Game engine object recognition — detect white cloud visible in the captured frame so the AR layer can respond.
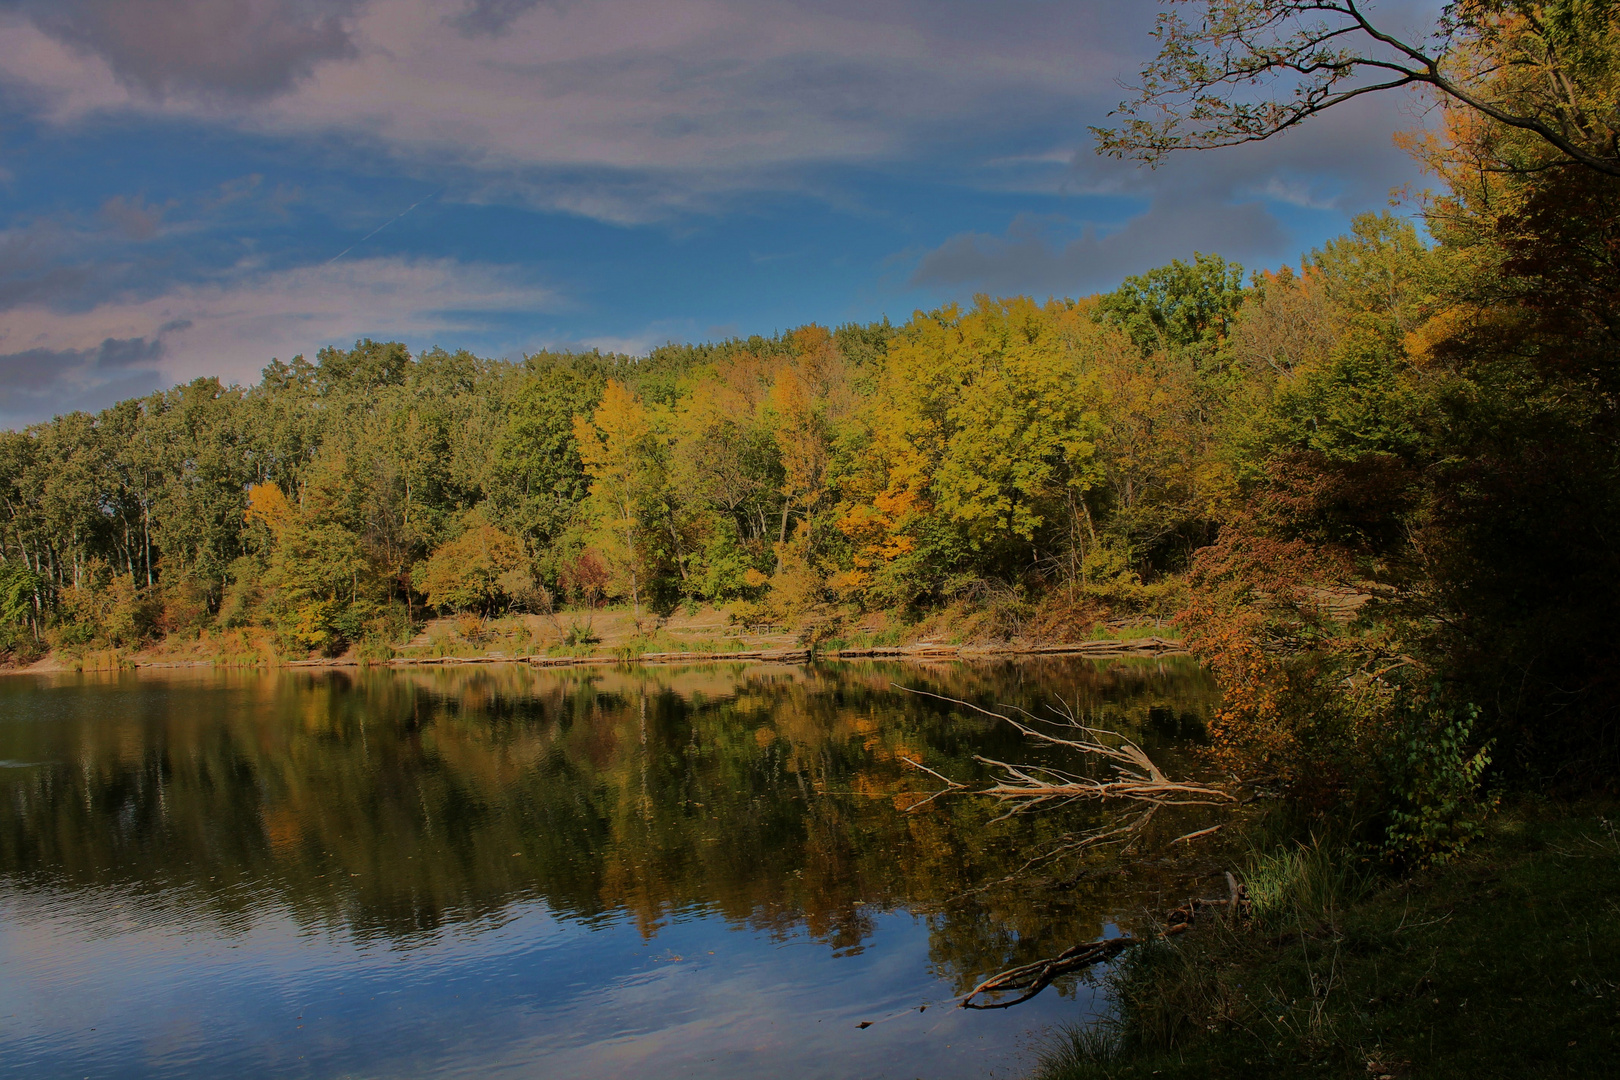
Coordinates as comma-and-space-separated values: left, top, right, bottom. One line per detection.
0, 1, 1146, 220
0, 255, 559, 424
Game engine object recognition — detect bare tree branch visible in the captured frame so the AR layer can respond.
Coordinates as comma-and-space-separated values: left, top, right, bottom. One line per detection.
895, 685, 1237, 815
1094, 1, 1620, 179
955, 874, 1253, 1009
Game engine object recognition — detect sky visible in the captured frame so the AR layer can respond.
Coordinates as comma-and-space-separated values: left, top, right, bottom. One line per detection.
0, 0, 1439, 427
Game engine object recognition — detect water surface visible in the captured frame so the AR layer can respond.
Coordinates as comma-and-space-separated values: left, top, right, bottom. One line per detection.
0, 658, 1215, 1079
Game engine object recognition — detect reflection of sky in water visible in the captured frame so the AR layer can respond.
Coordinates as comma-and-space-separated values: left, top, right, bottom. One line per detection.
0, 888, 1096, 1078
0, 661, 1213, 1078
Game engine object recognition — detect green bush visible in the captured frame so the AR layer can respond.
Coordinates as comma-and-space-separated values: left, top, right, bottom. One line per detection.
1376, 703, 1495, 867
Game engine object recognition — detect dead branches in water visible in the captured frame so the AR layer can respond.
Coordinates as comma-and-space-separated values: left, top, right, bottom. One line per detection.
896, 686, 1235, 821
958, 873, 1252, 1009
960, 937, 1134, 1009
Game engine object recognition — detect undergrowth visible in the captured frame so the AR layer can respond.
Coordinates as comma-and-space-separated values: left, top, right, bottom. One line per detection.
1032, 800, 1620, 1079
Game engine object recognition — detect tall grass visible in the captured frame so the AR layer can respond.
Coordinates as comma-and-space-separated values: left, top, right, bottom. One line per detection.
1243, 834, 1374, 929
1033, 834, 1375, 1080
1034, 1022, 1123, 1077
817, 628, 904, 652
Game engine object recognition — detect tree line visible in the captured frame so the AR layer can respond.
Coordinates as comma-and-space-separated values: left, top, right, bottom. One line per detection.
0, 246, 1280, 655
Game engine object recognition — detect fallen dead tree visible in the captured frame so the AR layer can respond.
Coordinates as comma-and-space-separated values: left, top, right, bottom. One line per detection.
895, 686, 1235, 826
885, 687, 1242, 1011
895, 686, 1237, 886
853, 874, 1251, 1025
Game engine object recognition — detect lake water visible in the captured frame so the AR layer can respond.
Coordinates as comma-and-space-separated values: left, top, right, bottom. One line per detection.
0, 658, 1216, 1080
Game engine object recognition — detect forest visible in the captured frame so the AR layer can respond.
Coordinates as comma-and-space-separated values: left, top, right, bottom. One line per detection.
0, 228, 1397, 656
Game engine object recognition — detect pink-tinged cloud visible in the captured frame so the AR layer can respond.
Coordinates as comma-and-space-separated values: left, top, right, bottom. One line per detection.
21, 0, 364, 100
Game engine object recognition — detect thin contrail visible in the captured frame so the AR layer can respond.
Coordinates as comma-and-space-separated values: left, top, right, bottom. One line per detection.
325, 187, 445, 265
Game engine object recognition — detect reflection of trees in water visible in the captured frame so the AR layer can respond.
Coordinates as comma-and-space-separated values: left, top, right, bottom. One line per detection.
0, 659, 1215, 991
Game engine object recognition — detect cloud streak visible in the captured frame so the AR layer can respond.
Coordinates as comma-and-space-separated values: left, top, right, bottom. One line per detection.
0, 0, 1148, 220
910, 93, 1427, 296
19, 0, 363, 100
911, 201, 1290, 297
0, 255, 560, 425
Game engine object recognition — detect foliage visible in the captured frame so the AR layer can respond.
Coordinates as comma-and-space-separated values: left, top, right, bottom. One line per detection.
3, 10, 1619, 824
0, 560, 41, 633
0, 293, 1247, 656
1097, 252, 1246, 365
1378, 703, 1496, 867
416, 522, 527, 613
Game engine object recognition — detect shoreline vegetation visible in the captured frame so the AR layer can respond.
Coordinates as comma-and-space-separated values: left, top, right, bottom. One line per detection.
1011, 5, 1620, 1072
1, 603, 1188, 674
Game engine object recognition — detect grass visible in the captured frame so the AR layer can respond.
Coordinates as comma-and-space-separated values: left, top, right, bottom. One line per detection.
68, 647, 131, 672
609, 632, 756, 660
817, 628, 905, 652
1033, 799, 1620, 1079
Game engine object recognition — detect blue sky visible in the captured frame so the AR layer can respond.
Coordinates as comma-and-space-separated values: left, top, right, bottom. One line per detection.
0, 0, 1436, 426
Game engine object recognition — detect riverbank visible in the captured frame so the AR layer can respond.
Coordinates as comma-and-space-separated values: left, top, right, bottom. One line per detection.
1033, 797, 1620, 1079
1, 605, 1187, 674
293, 636, 1186, 669
12, 637, 1186, 673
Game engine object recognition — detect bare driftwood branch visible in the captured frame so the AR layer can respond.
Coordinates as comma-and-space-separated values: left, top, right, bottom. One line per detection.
896, 755, 966, 811
1172, 823, 1224, 845
895, 685, 1236, 817
957, 874, 1253, 1010
959, 937, 1134, 1009
857, 876, 1256, 1023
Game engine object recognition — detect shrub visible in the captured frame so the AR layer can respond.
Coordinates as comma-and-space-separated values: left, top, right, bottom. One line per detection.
1377, 703, 1495, 867
558, 551, 610, 608
156, 575, 212, 638
49, 561, 159, 650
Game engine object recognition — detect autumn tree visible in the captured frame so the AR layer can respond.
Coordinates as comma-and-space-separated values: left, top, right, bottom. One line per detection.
843, 297, 1106, 606
416, 520, 528, 613
1101, 3, 1620, 788
574, 380, 674, 620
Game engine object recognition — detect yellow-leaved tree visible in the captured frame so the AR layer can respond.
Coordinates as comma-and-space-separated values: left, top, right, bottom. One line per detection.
248, 458, 382, 653
572, 380, 665, 620
843, 297, 1106, 604
415, 520, 527, 613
